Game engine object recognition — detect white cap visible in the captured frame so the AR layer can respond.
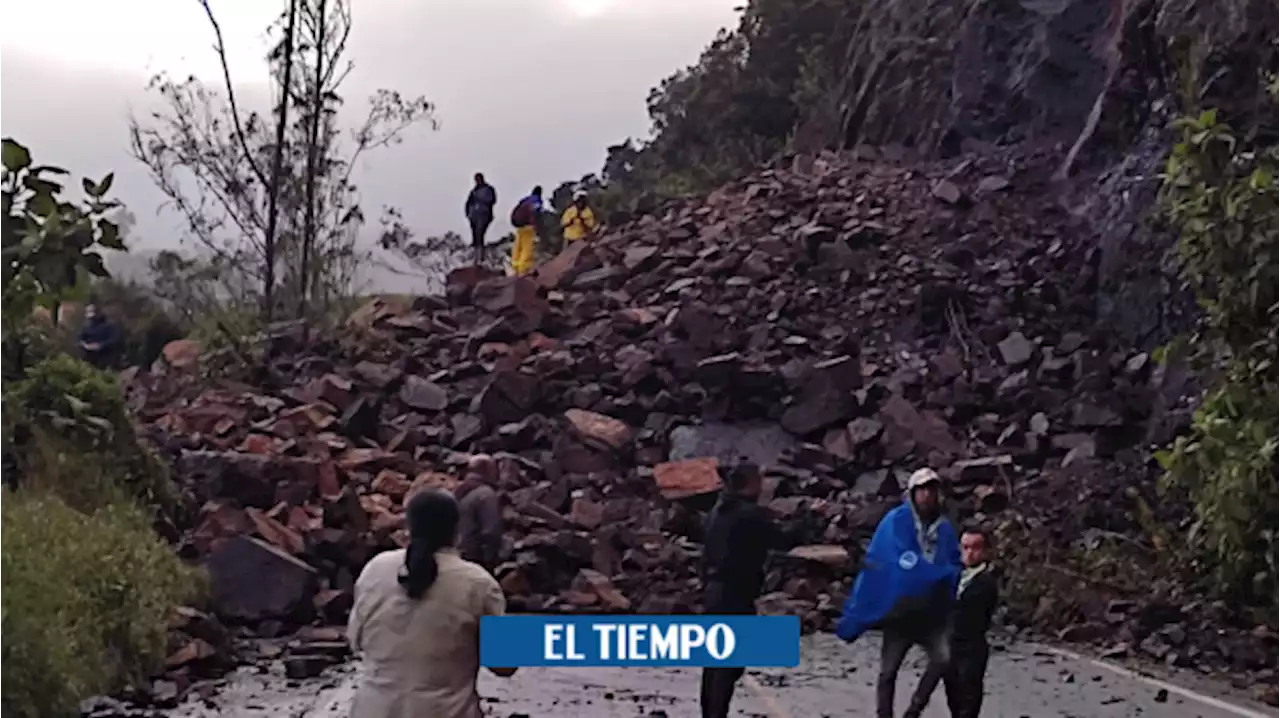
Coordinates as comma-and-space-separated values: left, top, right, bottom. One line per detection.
907, 467, 941, 489
573, 190, 587, 200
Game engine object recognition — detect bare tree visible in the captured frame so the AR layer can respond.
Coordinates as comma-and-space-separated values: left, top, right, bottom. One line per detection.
129, 0, 437, 324
263, 0, 300, 320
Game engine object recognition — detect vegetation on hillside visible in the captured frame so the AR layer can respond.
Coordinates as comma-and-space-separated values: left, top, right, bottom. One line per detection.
1157, 47, 1278, 606
559, 0, 850, 216
560, 0, 1147, 218
1, 139, 200, 718
551, 0, 1280, 605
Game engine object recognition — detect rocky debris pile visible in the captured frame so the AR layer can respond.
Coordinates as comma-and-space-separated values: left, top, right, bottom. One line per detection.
131, 146, 1273, 694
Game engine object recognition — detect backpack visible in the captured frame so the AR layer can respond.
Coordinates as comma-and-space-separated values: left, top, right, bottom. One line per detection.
510, 198, 534, 227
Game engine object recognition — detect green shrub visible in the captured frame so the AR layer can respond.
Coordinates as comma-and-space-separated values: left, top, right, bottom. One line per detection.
4, 354, 173, 510
1, 492, 201, 718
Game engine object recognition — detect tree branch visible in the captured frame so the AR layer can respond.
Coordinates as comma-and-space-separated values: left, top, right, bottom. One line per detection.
198, 0, 270, 189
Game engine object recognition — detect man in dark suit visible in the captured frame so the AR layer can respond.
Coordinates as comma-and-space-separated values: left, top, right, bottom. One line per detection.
945, 527, 1000, 718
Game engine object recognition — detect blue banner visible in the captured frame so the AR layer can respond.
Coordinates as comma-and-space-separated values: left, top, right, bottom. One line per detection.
479, 615, 800, 667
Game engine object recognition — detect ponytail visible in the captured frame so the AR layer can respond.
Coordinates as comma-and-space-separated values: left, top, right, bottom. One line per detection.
400, 536, 442, 599
399, 488, 461, 599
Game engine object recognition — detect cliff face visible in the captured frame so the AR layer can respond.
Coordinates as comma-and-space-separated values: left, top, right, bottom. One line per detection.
814, 0, 1269, 349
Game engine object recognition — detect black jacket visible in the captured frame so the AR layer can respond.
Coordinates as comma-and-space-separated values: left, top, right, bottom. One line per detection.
950, 566, 999, 647
701, 492, 795, 613
465, 184, 497, 222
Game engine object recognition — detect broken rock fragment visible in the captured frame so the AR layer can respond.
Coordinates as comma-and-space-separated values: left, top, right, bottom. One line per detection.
780, 355, 862, 436
575, 568, 631, 611
786, 545, 851, 569
564, 408, 633, 451
652, 457, 722, 500
997, 331, 1034, 366
399, 375, 448, 411
205, 536, 318, 622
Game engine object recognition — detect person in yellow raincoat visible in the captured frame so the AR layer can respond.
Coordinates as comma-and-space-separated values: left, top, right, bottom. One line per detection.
560, 191, 598, 242
508, 186, 543, 276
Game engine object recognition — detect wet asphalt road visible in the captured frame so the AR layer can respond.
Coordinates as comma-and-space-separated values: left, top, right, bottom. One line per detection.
170, 634, 1271, 718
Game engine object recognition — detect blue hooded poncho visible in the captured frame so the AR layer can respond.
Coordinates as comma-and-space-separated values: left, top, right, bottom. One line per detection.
835, 497, 961, 641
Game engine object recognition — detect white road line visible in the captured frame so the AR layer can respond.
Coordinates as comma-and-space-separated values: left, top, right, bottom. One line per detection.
743, 673, 795, 718
1036, 645, 1271, 718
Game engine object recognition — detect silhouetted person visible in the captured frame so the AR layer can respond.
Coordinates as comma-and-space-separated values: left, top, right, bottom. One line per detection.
456, 454, 502, 573
78, 304, 121, 369
700, 462, 799, 718
348, 489, 516, 718
464, 172, 497, 264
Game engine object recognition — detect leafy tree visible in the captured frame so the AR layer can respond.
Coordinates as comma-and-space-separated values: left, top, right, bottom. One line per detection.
129, 0, 437, 323
2, 138, 124, 376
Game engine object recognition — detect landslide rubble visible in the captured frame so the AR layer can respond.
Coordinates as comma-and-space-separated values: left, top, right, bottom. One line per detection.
131, 147, 1275, 699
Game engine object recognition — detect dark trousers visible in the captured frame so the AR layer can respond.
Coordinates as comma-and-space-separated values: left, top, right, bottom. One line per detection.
944, 642, 988, 718
700, 581, 753, 718
469, 216, 492, 262
878, 623, 950, 718
700, 666, 745, 718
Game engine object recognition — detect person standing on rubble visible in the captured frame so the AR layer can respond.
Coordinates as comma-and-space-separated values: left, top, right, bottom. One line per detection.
348, 489, 516, 718
78, 304, 122, 369
560, 191, 598, 242
464, 172, 497, 264
700, 462, 803, 718
456, 454, 503, 574
509, 186, 544, 276
836, 467, 961, 718
944, 527, 999, 718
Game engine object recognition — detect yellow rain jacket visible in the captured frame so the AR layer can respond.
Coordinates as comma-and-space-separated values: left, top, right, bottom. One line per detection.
560, 204, 598, 242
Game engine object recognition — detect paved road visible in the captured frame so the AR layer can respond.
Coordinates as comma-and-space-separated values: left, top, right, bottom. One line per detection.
172, 634, 1271, 718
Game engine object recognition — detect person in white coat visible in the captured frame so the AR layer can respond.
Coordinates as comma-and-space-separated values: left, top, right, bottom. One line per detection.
347, 488, 517, 718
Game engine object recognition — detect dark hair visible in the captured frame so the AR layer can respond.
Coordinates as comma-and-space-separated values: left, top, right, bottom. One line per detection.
532, 185, 543, 196
474, 172, 485, 182
399, 489, 460, 599
721, 461, 761, 492
962, 525, 994, 550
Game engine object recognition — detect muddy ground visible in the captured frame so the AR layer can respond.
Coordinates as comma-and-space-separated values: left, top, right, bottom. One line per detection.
168, 634, 1269, 718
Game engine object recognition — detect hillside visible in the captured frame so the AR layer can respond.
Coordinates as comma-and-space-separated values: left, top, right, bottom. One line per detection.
4, 0, 1274, 713
126, 142, 1275, 702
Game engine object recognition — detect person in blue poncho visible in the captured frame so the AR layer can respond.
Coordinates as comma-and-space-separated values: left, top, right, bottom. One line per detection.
836, 468, 961, 718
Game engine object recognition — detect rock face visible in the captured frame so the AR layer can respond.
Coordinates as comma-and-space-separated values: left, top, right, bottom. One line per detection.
129, 145, 1270, 689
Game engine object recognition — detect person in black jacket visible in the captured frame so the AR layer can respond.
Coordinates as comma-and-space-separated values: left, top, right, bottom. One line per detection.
464, 172, 497, 263
944, 527, 1000, 718
699, 462, 798, 718
78, 304, 121, 369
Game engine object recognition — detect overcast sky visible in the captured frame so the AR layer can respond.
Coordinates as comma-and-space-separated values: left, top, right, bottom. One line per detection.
0, 0, 736, 259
